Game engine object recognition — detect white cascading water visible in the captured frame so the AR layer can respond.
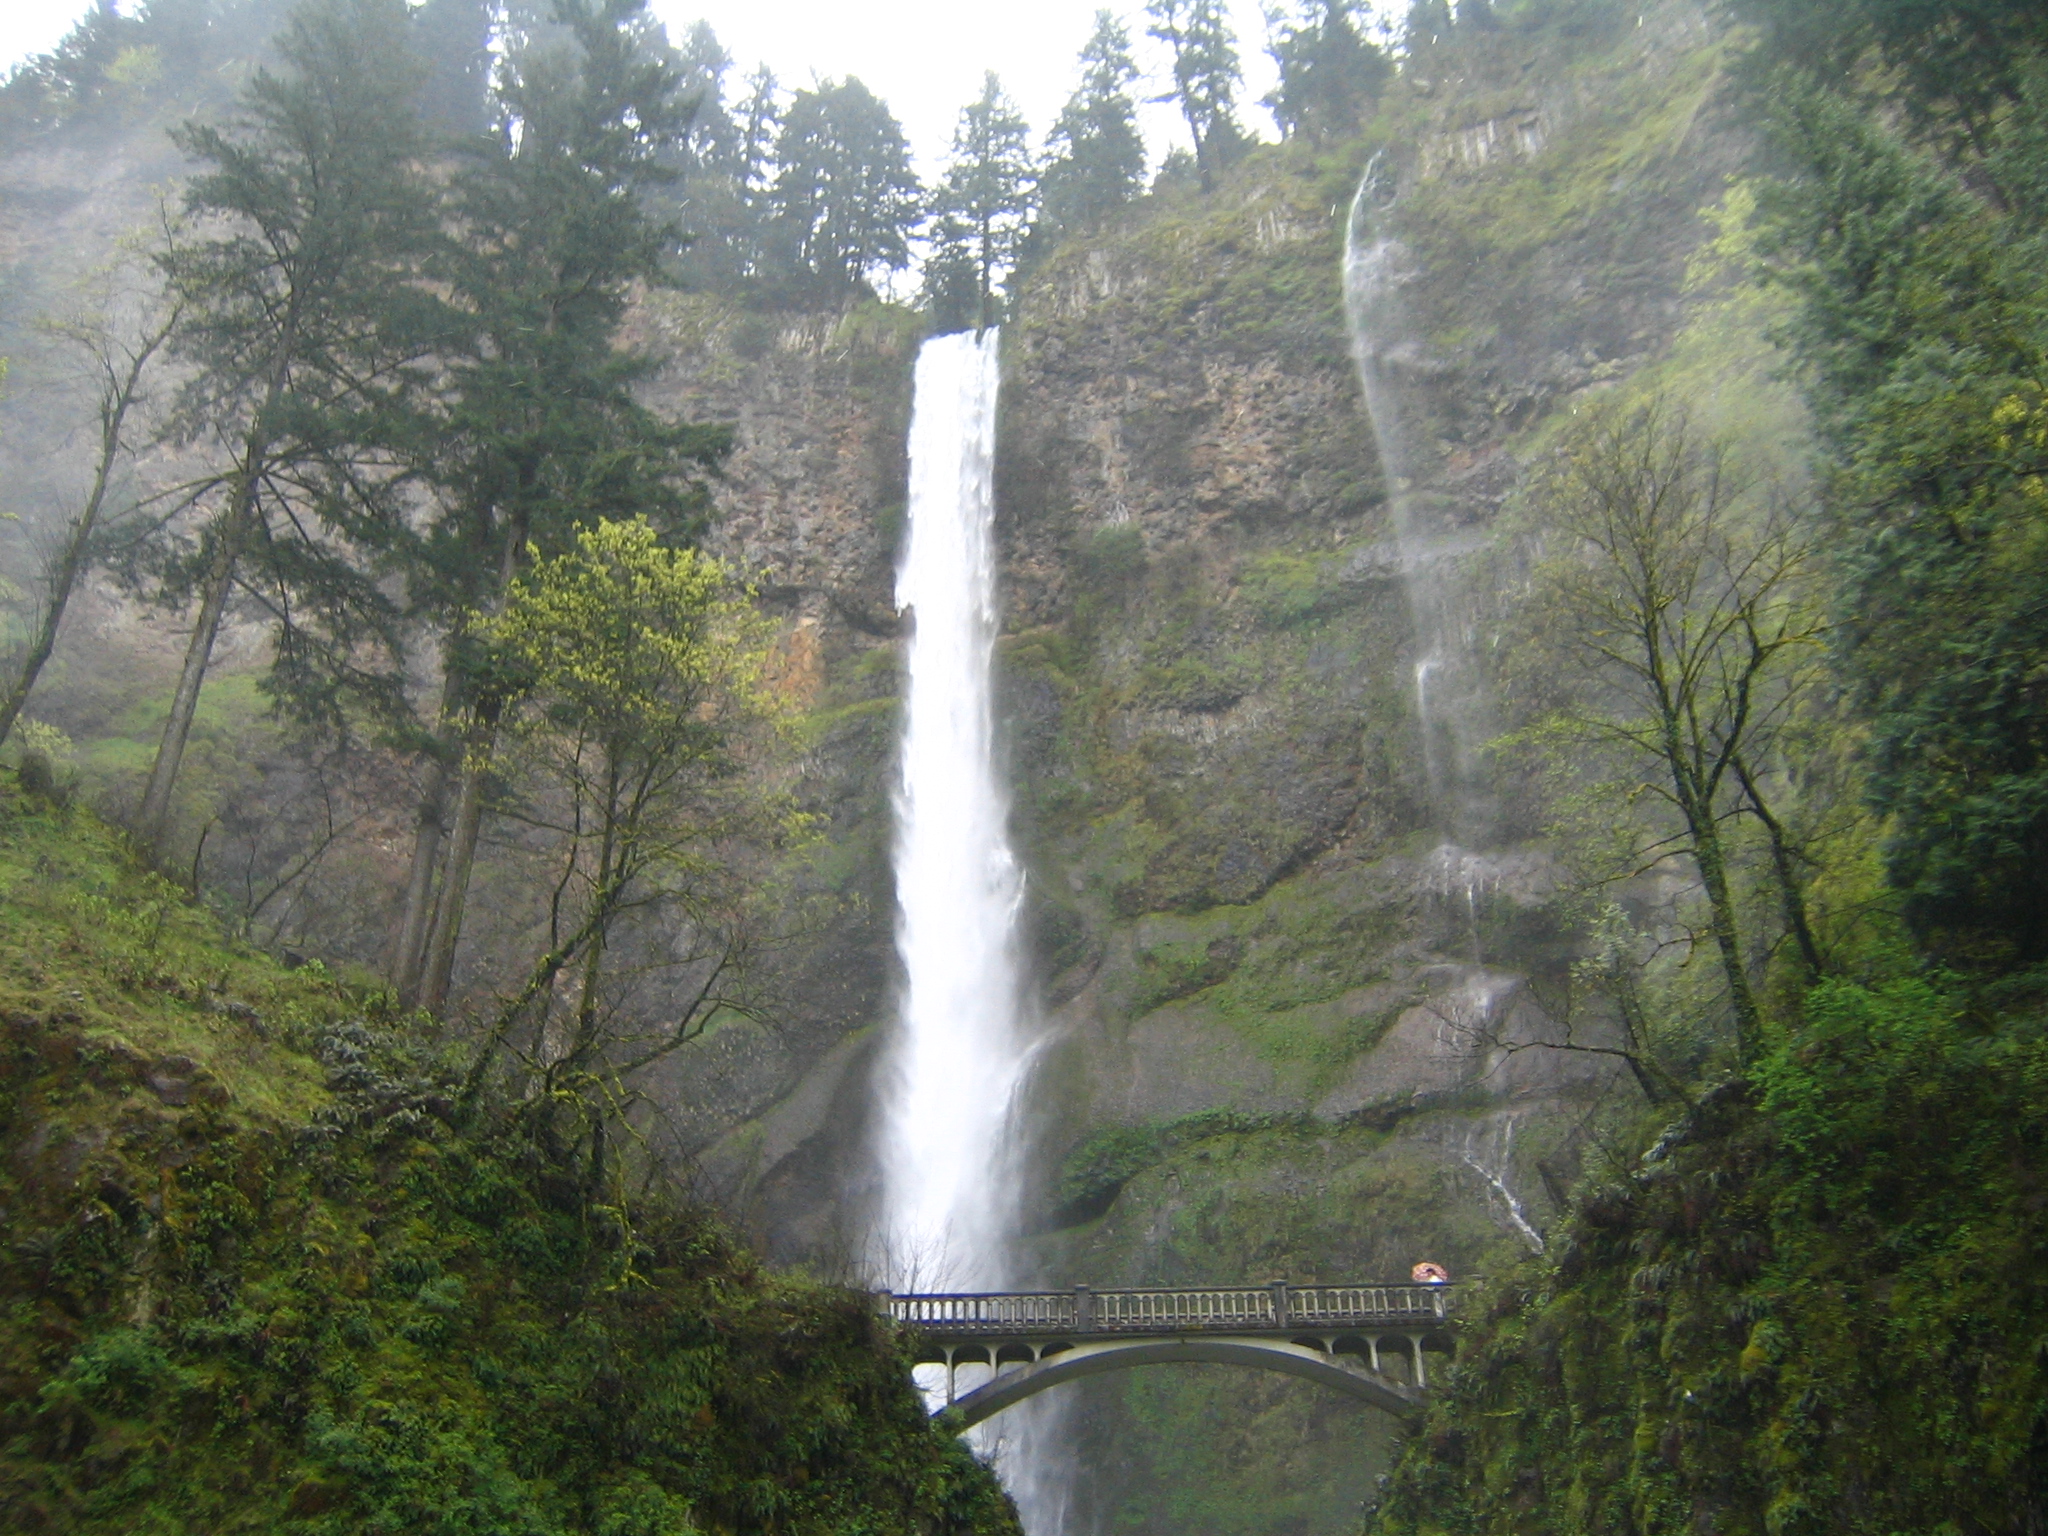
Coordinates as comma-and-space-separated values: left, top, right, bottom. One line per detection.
1345, 161, 1508, 966
1343, 161, 1497, 849
882, 326, 1029, 1299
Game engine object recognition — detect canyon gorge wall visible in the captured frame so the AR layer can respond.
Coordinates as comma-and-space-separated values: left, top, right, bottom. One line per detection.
642, 4, 1753, 1529
0, 3, 1765, 1531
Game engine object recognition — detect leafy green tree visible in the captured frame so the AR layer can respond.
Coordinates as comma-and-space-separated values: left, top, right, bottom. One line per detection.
1037, 12, 1147, 242
135, 0, 441, 854
390, 0, 730, 1012
469, 517, 794, 1172
1263, 0, 1390, 142
770, 77, 921, 295
923, 72, 1036, 332
1145, 0, 1245, 191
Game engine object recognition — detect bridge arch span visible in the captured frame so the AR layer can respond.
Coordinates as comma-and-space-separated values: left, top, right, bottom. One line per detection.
943, 1336, 1422, 1427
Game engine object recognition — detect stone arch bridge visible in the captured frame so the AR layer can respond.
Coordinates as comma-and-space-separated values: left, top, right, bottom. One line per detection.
884, 1282, 1456, 1428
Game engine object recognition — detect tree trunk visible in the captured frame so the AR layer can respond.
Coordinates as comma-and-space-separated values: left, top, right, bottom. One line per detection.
1733, 754, 1824, 977
137, 313, 291, 856
415, 512, 529, 1014
417, 712, 497, 1014
0, 321, 167, 749
137, 521, 243, 851
391, 751, 451, 1004
1691, 815, 1761, 1062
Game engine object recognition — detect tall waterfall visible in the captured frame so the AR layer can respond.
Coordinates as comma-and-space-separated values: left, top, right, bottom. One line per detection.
1343, 163, 1500, 851
881, 327, 1028, 1296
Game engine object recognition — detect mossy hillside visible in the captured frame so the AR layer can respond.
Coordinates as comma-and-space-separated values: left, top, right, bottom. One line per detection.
0, 785, 344, 1122
1367, 978, 2048, 1536
0, 782, 1018, 1536
1019, 141, 1361, 376
1354, 5, 1735, 465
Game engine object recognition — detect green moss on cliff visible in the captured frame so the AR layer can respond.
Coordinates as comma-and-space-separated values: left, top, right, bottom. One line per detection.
1369, 978, 2048, 1536
0, 783, 1017, 1536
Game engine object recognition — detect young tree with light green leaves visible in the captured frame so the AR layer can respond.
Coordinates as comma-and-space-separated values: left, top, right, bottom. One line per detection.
469, 516, 798, 1179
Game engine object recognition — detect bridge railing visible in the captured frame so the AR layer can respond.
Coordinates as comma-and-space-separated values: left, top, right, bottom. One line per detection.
885, 1283, 1452, 1335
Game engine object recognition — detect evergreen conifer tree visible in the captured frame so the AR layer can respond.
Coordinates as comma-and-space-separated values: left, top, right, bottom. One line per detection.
1037, 12, 1147, 243
725, 65, 783, 280
1264, 0, 1390, 141
390, 0, 730, 1009
770, 78, 921, 295
922, 72, 1036, 332
136, 0, 441, 853
1145, 0, 1244, 190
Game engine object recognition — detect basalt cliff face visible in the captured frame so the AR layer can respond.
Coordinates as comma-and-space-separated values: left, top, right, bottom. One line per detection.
649, 5, 1746, 1530
0, 3, 1753, 1530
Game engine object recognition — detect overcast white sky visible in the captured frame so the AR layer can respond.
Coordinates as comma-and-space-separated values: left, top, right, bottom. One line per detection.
0, 0, 1413, 176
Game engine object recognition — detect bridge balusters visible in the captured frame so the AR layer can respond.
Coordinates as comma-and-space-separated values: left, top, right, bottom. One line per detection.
886, 1282, 1452, 1335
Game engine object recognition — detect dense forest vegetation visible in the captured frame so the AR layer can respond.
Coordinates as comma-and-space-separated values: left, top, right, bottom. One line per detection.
1366, 0, 2048, 1530
4, 0, 2048, 1530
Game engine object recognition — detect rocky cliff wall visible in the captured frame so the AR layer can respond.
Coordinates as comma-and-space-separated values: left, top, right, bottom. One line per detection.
0, 3, 1753, 1528
667, 4, 1749, 1530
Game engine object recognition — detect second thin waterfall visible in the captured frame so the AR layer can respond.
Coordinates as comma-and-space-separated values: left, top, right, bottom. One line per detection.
881, 327, 1030, 1296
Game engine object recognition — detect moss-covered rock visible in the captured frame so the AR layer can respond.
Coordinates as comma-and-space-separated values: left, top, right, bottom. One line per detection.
0, 784, 1017, 1536
1369, 980, 2048, 1536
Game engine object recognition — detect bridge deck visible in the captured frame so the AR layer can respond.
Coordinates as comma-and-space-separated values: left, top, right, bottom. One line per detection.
885, 1282, 1453, 1338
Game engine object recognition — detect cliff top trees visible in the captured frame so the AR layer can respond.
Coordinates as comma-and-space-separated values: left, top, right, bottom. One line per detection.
1146, 0, 1244, 189
771, 78, 920, 296
1038, 11, 1147, 240
923, 73, 1036, 333
1264, 0, 1391, 142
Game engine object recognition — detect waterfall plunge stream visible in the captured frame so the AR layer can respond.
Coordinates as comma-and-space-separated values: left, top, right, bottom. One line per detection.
882, 326, 1029, 1297
1343, 165, 1499, 850
882, 326, 1066, 1530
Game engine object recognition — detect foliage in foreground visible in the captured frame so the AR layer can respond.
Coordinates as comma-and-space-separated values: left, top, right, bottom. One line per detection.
0, 783, 1016, 1536
1369, 977, 2048, 1535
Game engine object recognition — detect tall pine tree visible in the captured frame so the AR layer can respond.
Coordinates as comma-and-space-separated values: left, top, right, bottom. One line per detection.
389, 0, 730, 1009
770, 78, 921, 295
1145, 0, 1244, 191
1037, 12, 1147, 243
923, 72, 1036, 333
136, 0, 440, 853
1264, 0, 1390, 142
